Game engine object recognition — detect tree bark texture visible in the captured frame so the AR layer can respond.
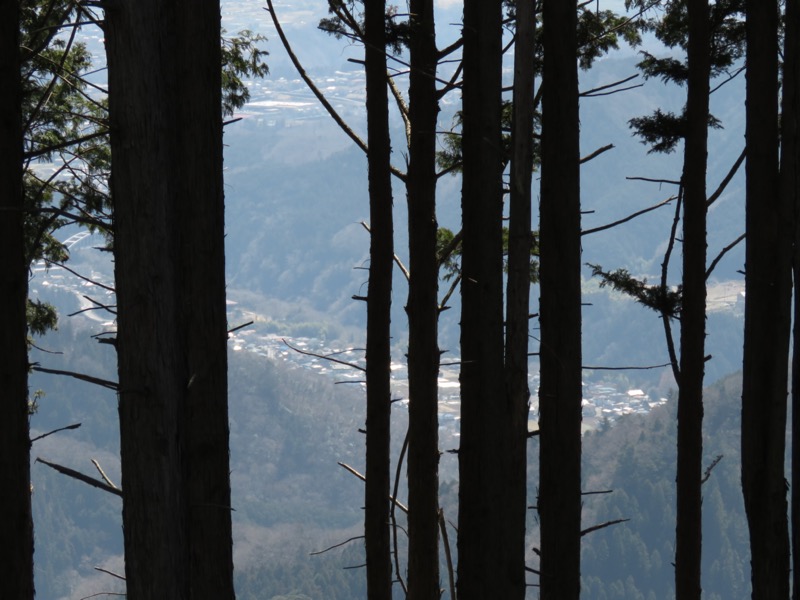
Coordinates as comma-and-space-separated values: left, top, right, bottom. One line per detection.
456, 0, 507, 597
0, 1, 35, 597
106, 0, 233, 597
675, 1, 709, 599
406, 0, 441, 598
505, 0, 536, 596
363, 0, 394, 598
741, 1, 792, 598
782, 0, 800, 597
538, 0, 582, 598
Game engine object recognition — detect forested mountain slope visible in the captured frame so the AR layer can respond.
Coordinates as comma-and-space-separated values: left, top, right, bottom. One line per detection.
30, 316, 753, 599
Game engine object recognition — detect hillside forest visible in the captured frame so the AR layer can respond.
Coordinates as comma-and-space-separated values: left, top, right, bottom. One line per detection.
2, 1, 800, 600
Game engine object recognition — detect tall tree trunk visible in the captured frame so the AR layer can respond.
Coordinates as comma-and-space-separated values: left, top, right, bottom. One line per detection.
742, 1, 792, 598
363, 0, 394, 598
675, 1, 709, 598
782, 0, 800, 596
538, 0, 582, 598
176, 3, 234, 598
0, 1, 35, 597
406, 0, 441, 598
456, 0, 506, 597
107, 1, 233, 596
505, 0, 535, 597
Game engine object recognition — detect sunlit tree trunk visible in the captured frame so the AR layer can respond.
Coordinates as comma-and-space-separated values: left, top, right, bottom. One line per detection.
538, 0, 582, 597
363, 0, 394, 597
406, 0, 441, 597
0, 1, 35, 596
741, 1, 791, 598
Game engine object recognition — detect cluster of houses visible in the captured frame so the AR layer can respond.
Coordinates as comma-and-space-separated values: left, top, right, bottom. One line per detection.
227, 328, 669, 437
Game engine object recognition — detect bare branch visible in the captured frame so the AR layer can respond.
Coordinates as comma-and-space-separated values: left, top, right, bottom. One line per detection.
701, 455, 723, 484
580, 518, 630, 537
439, 509, 457, 600
93, 566, 126, 581
706, 233, 745, 279
48, 260, 116, 293
309, 535, 365, 556
91, 459, 119, 490
626, 176, 681, 186
707, 147, 745, 207
227, 320, 254, 336
31, 364, 119, 390
580, 74, 639, 97
582, 196, 676, 236
580, 143, 614, 164
581, 362, 673, 371
68, 295, 117, 317
360, 221, 410, 281
35, 457, 122, 497
264, 0, 409, 181
282, 338, 365, 372
337, 461, 408, 513
30, 422, 81, 443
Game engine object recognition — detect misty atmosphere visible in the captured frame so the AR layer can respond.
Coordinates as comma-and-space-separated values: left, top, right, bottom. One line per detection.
4, 0, 794, 599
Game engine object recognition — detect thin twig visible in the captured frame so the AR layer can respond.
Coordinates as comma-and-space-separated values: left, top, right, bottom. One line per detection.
706, 233, 745, 279
227, 321, 254, 335
264, 0, 406, 182
93, 566, 126, 581
580, 518, 630, 537
580, 74, 639, 97
47, 260, 115, 293
707, 147, 746, 207
581, 362, 673, 371
582, 196, 676, 236
439, 509, 457, 600
360, 221, 410, 281
626, 176, 681, 186
579, 143, 614, 164
282, 339, 365, 372
91, 459, 119, 490
30, 423, 81, 443
337, 462, 408, 513
701, 455, 724, 484
390, 433, 409, 595
309, 535, 365, 556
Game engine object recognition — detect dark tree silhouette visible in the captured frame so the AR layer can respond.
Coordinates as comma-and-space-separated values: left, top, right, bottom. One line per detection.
0, 1, 35, 597
456, 0, 508, 597
106, 0, 234, 595
538, 0, 583, 597
363, 0, 394, 597
741, 1, 792, 598
405, 0, 441, 598
674, 1, 710, 598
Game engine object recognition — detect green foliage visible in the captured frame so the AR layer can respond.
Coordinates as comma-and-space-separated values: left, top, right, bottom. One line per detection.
27, 298, 58, 337
628, 109, 722, 154
587, 263, 682, 318
221, 29, 270, 117
627, 0, 744, 152
318, 1, 411, 55
437, 227, 540, 284
576, 7, 643, 70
